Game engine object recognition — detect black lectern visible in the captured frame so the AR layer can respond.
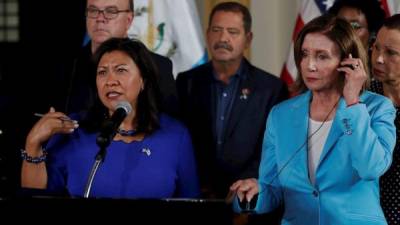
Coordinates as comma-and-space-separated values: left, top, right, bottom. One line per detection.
0, 197, 233, 224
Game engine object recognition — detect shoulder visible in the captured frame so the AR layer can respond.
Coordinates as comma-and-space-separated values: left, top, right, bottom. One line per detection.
148, 114, 192, 148
270, 92, 308, 114
176, 63, 212, 91
177, 62, 212, 80
245, 61, 284, 86
150, 52, 172, 67
361, 91, 394, 110
158, 114, 190, 135
243, 60, 287, 95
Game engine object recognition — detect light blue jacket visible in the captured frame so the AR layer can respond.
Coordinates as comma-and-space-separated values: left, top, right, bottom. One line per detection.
247, 91, 396, 225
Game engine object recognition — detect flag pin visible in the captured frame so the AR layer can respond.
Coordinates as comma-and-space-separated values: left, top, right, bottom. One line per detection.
240, 88, 250, 100
142, 148, 151, 156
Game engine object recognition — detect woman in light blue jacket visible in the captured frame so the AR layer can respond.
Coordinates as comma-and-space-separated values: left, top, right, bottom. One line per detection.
230, 14, 396, 225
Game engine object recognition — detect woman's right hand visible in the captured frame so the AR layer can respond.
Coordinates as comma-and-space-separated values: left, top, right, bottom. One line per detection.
230, 178, 259, 202
25, 107, 78, 152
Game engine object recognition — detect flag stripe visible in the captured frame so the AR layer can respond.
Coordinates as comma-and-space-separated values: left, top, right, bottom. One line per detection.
280, 65, 294, 85
292, 15, 305, 41
381, 0, 391, 17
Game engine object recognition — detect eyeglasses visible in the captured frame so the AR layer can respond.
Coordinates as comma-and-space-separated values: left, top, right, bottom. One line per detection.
350, 22, 365, 31
86, 7, 131, 20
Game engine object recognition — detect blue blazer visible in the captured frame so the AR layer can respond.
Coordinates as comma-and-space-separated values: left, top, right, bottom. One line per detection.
249, 91, 396, 225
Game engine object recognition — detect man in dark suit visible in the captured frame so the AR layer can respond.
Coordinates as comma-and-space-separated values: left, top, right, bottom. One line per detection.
177, 2, 287, 200
177, 3, 287, 224
60, 0, 177, 116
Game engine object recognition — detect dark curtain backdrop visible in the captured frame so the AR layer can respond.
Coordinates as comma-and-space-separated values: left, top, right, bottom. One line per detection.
0, 0, 86, 197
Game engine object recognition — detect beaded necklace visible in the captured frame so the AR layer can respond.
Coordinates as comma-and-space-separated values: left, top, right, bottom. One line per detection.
117, 128, 137, 136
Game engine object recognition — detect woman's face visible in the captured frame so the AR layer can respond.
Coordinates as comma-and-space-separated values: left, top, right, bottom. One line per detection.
300, 32, 342, 93
96, 50, 143, 113
371, 27, 400, 85
337, 6, 370, 48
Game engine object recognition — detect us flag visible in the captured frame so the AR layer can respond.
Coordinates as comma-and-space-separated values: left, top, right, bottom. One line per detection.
280, 0, 400, 86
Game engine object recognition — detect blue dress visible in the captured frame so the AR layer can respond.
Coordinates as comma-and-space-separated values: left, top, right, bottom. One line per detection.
45, 114, 200, 199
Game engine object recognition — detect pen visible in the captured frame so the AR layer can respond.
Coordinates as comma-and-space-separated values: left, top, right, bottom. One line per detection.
34, 113, 76, 123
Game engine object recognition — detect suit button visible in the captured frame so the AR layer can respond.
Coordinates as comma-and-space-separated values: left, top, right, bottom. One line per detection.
312, 190, 319, 197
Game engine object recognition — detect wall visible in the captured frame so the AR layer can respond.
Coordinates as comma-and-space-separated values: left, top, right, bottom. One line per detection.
251, 0, 298, 76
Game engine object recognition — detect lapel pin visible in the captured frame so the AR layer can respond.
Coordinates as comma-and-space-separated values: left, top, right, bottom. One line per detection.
240, 88, 250, 100
142, 148, 151, 156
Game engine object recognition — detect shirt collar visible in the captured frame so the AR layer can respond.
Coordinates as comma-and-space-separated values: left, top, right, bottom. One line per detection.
212, 59, 246, 82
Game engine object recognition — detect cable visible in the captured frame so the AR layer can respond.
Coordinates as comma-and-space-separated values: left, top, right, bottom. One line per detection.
258, 98, 340, 195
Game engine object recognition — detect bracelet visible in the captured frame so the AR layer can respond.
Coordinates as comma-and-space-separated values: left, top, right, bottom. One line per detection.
347, 100, 360, 107
21, 148, 48, 164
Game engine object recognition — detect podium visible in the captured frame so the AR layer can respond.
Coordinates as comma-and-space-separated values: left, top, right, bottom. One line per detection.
0, 197, 233, 224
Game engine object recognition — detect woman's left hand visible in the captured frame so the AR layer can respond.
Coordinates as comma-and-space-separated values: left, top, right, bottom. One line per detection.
337, 54, 367, 105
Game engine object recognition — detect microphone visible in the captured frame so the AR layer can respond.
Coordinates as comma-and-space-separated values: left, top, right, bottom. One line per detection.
96, 101, 132, 149
84, 101, 132, 198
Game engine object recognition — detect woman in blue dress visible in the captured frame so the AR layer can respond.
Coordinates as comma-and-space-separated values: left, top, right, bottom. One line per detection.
21, 37, 200, 199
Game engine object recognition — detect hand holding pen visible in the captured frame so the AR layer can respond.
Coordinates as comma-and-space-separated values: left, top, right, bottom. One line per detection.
26, 107, 79, 151
34, 113, 76, 123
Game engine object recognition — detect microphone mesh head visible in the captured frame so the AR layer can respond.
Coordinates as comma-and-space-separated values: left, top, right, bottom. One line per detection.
116, 101, 132, 114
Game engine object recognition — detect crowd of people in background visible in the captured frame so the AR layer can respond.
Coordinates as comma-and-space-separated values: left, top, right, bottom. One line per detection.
0, 0, 399, 224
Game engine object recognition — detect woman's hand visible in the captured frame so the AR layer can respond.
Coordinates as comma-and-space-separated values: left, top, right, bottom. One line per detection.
337, 54, 367, 106
26, 107, 78, 153
229, 178, 259, 202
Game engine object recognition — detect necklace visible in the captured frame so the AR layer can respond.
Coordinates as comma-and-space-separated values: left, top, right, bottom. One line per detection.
117, 128, 137, 136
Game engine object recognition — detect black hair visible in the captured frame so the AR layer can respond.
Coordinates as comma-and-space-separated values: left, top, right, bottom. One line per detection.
328, 0, 385, 37
208, 1, 252, 33
383, 14, 400, 31
81, 37, 161, 135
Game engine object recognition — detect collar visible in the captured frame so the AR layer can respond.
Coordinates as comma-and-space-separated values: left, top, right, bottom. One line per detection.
211, 59, 247, 82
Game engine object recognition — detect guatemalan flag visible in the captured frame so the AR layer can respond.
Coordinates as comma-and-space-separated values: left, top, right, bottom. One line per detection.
280, 0, 400, 86
128, 0, 207, 78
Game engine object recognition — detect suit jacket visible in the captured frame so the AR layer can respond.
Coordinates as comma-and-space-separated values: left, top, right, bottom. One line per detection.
62, 43, 178, 116
177, 59, 288, 198
252, 91, 396, 225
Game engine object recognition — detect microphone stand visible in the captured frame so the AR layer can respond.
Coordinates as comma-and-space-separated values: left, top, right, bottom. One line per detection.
82, 101, 130, 198
83, 147, 106, 198
83, 132, 112, 198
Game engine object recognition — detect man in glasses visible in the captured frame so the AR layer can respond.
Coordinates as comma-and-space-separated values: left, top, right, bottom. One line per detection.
86, 1, 132, 53
62, 0, 177, 116
328, 0, 385, 51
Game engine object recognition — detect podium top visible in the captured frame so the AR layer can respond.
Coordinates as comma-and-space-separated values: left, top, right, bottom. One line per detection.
1, 197, 233, 224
